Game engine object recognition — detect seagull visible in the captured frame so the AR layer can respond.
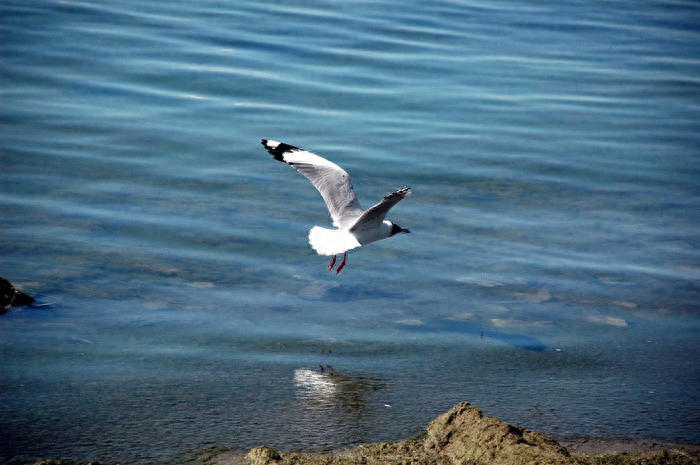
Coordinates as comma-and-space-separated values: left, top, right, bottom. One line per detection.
261, 139, 411, 274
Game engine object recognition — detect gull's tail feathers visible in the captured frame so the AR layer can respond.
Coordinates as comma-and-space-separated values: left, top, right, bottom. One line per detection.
308, 227, 361, 256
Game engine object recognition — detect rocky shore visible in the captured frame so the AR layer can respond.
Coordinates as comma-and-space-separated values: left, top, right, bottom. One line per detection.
30, 402, 699, 465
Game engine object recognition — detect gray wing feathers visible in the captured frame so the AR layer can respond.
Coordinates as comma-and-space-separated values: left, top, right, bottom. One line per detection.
286, 161, 364, 229
350, 187, 411, 232
261, 140, 364, 229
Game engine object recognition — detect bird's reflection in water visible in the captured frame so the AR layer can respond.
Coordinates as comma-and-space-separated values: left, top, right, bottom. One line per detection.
289, 367, 386, 447
293, 367, 385, 418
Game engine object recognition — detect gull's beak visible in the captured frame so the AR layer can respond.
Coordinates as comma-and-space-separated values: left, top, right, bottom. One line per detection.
401, 228, 411, 233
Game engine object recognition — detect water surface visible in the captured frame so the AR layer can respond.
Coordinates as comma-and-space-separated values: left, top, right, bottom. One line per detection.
1, 0, 699, 463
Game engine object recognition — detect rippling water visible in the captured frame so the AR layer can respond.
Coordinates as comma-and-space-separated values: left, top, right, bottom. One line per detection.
2, 0, 699, 463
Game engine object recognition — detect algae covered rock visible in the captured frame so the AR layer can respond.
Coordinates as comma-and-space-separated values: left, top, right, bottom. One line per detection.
247, 445, 282, 464
424, 401, 574, 465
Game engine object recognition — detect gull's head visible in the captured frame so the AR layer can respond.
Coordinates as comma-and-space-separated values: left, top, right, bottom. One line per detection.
390, 222, 411, 236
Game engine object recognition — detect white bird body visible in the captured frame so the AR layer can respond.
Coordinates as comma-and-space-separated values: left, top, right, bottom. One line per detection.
352, 220, 397, 246
308, 226, 361, 256
261, 139, 411, 273
309, 220, 396, 256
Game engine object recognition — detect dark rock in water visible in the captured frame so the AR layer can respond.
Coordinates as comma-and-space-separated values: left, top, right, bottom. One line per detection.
1, 276, 35, 314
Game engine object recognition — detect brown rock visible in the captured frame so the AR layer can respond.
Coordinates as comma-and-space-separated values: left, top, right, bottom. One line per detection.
247, 445, 282, 464
424, 402, 574, 465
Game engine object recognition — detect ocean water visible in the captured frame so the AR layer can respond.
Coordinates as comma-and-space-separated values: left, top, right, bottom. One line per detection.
1, 0, 699, 463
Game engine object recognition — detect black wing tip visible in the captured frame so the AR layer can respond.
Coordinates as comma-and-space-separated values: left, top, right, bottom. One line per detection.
384, 187, 411, 200
261, 139, 300, 162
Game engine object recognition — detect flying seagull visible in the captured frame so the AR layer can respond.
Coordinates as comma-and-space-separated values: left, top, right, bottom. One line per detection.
261, 139, 411, 274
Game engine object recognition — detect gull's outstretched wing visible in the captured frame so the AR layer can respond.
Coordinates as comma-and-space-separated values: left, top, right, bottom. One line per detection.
262, 140, 364, 229
349, 187, 411, 232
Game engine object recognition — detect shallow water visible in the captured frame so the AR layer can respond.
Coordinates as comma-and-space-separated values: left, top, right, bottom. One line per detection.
1, 0, 699, 463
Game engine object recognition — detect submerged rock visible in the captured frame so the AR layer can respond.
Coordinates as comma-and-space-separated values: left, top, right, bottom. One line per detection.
0, 276, 35, 314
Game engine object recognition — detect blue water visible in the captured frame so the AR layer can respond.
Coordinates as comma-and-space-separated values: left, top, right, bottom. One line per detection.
2, 0, 699, 463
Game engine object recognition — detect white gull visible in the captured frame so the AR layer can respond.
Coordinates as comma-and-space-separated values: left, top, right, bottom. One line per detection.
261, 139, 411, 274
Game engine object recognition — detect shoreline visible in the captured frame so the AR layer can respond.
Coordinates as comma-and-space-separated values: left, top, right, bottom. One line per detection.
29, 402, 700, 465
215, 402, 700, 465
560, 437, 700, 456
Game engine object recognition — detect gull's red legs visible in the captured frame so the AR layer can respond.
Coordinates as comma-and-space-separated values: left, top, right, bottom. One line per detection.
335, 252, 348, 274
327, 255, 337, 271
